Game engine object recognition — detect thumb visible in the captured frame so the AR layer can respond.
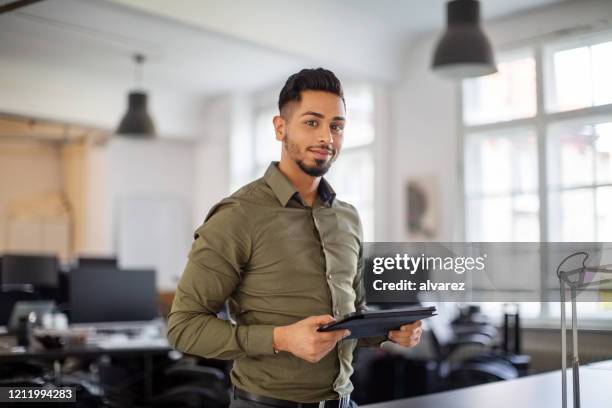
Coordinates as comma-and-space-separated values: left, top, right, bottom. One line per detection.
309, 315, 336, 326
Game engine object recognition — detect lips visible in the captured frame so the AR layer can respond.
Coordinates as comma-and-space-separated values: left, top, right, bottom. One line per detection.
309, 148, 333, 159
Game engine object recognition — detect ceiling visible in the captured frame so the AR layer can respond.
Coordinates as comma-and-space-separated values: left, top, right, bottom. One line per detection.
0, 0, 571, 97
337, 0, 570, 33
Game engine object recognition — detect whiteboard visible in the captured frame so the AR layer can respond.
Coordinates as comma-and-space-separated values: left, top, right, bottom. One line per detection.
117, 195, 191, 291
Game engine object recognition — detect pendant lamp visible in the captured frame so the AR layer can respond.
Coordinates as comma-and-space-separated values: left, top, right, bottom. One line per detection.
432, 0, 497, 79
116, 54, 156, 137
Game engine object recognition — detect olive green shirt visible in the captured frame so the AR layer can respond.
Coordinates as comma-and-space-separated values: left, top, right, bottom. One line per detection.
167, 162, 384, 403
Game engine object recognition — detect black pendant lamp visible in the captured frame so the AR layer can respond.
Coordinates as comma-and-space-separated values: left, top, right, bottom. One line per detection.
116, 54, 156, 137
432, 0, 497, 79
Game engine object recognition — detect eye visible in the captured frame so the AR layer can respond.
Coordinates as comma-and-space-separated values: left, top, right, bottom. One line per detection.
305, 120, 318, 128
331, 123, 345, 133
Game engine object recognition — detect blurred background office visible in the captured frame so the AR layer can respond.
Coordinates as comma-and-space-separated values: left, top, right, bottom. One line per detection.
1, 0, 612, 407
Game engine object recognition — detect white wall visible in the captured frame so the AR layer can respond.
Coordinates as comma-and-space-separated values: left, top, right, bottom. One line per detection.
389, 0, 612, 242
83, 137, 227, 290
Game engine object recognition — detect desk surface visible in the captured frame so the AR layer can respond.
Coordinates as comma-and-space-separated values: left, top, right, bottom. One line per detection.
363, 367, 612, 408
0, 332, 171, 363
0, 344, 171, 362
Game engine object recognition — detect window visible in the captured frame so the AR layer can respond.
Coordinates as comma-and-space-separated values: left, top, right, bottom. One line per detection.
326, 85, 376, 241
544, 34, 612, 112
548, 118, 612, 242
461, 30, 612, 322
252, 85, 376, 241
463, 49, 537, 126
464, 127, 539, 241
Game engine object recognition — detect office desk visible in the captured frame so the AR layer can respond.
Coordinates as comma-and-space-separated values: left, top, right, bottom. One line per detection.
0, 337, 171, 407
363, 367, 612, 408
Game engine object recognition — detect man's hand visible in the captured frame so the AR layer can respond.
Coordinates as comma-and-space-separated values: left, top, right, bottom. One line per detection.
387, 320, 422, 348
273, 315, 350, 363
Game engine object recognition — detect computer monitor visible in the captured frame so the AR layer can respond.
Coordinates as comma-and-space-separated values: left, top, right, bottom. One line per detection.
70, 267, 158, 323
77, 257, 117, 268
1, 254, 59, 290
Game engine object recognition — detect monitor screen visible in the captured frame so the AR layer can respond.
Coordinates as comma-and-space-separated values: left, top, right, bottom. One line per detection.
70, 266, 158, 323
77, 257, 117, 268
1, 254, 59, 289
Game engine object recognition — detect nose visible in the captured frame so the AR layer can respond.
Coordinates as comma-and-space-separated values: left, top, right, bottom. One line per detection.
318, 129, 334, 145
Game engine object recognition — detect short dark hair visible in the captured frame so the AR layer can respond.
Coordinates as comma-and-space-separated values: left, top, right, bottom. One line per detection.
278, 68, 345, 115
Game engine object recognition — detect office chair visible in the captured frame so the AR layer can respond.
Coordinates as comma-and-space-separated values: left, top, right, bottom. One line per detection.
152, 361, 230, 408
428, 308, 520, 391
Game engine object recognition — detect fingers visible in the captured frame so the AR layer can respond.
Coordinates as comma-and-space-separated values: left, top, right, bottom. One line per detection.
389, 327, 422, 340
388, 331, 420, 346
309, 314, 337, 325
318, 329, 351, 342
388, 320, 423, 347
388, 329, 420, 340
400, 320, 422, 331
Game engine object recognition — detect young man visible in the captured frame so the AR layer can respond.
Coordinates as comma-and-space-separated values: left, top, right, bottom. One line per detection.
167, 68, 422, 407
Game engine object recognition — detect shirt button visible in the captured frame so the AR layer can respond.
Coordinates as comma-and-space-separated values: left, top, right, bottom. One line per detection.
335, 308, 340, 315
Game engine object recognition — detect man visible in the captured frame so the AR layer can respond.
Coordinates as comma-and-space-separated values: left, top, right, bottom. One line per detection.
167, 68, 422, 407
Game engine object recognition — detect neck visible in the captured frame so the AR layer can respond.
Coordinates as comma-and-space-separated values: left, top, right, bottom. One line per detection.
278, 158, 320, 207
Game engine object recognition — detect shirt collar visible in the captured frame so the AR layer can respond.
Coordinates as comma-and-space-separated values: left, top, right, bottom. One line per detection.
263, 162, 336, 207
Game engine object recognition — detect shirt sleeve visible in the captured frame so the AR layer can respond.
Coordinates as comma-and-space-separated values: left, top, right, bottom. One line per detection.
166, 200, 276, 359
353, 229, 388, 348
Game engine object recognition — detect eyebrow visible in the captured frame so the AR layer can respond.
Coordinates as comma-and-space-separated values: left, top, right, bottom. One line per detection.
300, 111, 346, 121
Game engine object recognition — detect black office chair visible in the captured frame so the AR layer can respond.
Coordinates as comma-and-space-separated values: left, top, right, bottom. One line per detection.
152, 360, 230, 408
428, 308, 520, 391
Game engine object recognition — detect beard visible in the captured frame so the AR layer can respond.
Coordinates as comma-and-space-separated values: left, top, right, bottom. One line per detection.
283, 132, 335, 177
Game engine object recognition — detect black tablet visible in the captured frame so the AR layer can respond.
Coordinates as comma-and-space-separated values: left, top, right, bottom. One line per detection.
317, 306, 437, 339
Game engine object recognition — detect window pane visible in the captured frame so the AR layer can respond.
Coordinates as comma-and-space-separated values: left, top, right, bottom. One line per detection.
466, 194, 539, 241
547, 118, 612, 188
462, 51, 536, 125
545, 35, 612, 112
597, 186, 612, 242
592, 41, 612, 106
465, 128, 538, 195
549, 46, 592, 112
595, 122, 612, 184
326, 148, 374, 240
548, 189, 595, 242
547, 122, 595, 188
343, 85, 375, 148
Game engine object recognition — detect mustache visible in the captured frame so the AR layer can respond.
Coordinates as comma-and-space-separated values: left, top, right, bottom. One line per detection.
308, 145, 335, 154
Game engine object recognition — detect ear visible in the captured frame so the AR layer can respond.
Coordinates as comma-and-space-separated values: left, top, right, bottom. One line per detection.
273, 115, 286, 141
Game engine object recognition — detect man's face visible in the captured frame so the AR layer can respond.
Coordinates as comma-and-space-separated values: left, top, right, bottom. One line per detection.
275, 90, 346, 177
